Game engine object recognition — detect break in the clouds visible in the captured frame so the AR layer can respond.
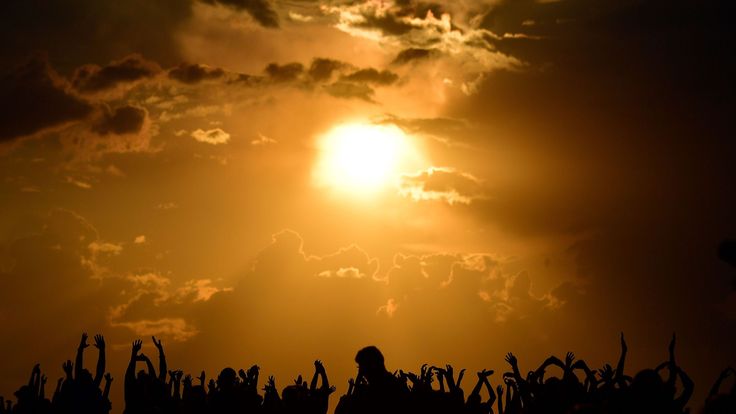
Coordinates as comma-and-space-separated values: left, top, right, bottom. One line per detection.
191, 128, 231, 144
399, 167, 486, 205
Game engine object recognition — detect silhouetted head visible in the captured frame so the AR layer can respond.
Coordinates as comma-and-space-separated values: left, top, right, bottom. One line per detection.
355, 346, 386, 384
78, 369, 93, 386
218, 367, 238, 391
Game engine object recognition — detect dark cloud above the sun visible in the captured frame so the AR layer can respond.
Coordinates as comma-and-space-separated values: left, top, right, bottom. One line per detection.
392, 48, 438, 65
340, 68, 399, 86
200, 0, 279, 28
0, 55, 92, 142
168, 62, 226, 84
91, 105, 147, 136
72, 55, 162, 93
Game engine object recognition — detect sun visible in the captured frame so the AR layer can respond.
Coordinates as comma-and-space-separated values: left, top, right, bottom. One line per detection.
314, 123, 420, 194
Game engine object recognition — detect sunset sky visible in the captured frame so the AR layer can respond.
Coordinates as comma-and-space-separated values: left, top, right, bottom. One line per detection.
1, 0, 735, 411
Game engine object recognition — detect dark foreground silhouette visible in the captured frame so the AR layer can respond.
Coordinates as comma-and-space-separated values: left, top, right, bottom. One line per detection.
1, 333, 734, 414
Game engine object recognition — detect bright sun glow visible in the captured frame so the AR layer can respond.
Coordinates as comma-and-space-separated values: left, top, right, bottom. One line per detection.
314, 123, 420, 194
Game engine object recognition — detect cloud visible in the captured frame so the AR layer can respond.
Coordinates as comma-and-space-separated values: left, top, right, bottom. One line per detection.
264, 62, 305, 82
71, 54, 161, 93
392, 47, 438, 65
323, 1, 523, 92
168, 62, 225, 84
307, 58, 347, 82
341, 68, 399, 85
323, 81, 375, 102
0, 55, 92, 142
191, 128, 231, 144
91, 105, 147, 135
251, 133, 277, 146
200, 0, 280, 28
399, 167, 486, 204
111, 318, 199, 342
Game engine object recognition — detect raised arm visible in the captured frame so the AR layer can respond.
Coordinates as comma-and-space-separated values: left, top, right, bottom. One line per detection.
52, 378, 63, 405
75, 333, 89, 380
103, 373, 113, 400
313, 360, 330, 391
62, 360, 73, 383
29, 363, 40, 390
571, 360, 598, 392
664, 333, 677, 389
125, 339, 143, 402
139, 354, 156, 377
482, 373, 497, 407
152, 336, 167, 382
93, 334, 106, 388
674, 366, 694, 410
39, 375, 47, 399
614, 332, 627, 385
709, 367, 732, 397
496, 385, 504, 414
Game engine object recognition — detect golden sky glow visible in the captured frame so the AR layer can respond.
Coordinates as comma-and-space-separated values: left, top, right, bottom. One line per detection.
0, 1, 735, 412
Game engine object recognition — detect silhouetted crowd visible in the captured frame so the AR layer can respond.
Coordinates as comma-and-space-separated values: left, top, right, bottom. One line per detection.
1, 333, 735, 414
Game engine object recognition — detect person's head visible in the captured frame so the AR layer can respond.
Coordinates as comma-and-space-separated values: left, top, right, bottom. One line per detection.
355, 346, 386, 383
217, 367, 238, 391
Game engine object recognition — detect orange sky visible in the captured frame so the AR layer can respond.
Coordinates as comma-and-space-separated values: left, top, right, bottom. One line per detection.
1, 1, 735, 412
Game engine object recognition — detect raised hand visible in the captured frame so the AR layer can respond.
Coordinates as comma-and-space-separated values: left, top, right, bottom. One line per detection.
104, 373, 113, 382
33, 363, 41, 374
315, 360, 325, 374
264, 376, 276, 391
152, 336, 163, 351
41, 375, 47, 385
598, 364, 614, 381
94, 334, 105, 350
79, 333, 90, 350
62, 360, 73, 376
620, 332, 627, 354
669, 333, 677, 362
239, 369, 248, 380
505, 353, 518, 367
565, 352, 576, 368
183, 374, 192, 386
497, 385, 504, 397
132, 339, 143, 356
457, 368, 466, 387
198, 370, 206, 385
479, 369, 494, 378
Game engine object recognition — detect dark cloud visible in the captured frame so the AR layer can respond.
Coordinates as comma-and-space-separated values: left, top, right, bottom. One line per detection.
307, 58, 347, 82
264, 62, 304, 82
72, 54, 161, 93
341, 68, 399, 85
92, 105, 147, 135
168, 62, 225, 84
375, 114, 467, 141
323, 81, 375, 102
0, 0, 192, 71
392, 47, 438, 65
200, 0, 279, 28
0, 55, 92, 142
